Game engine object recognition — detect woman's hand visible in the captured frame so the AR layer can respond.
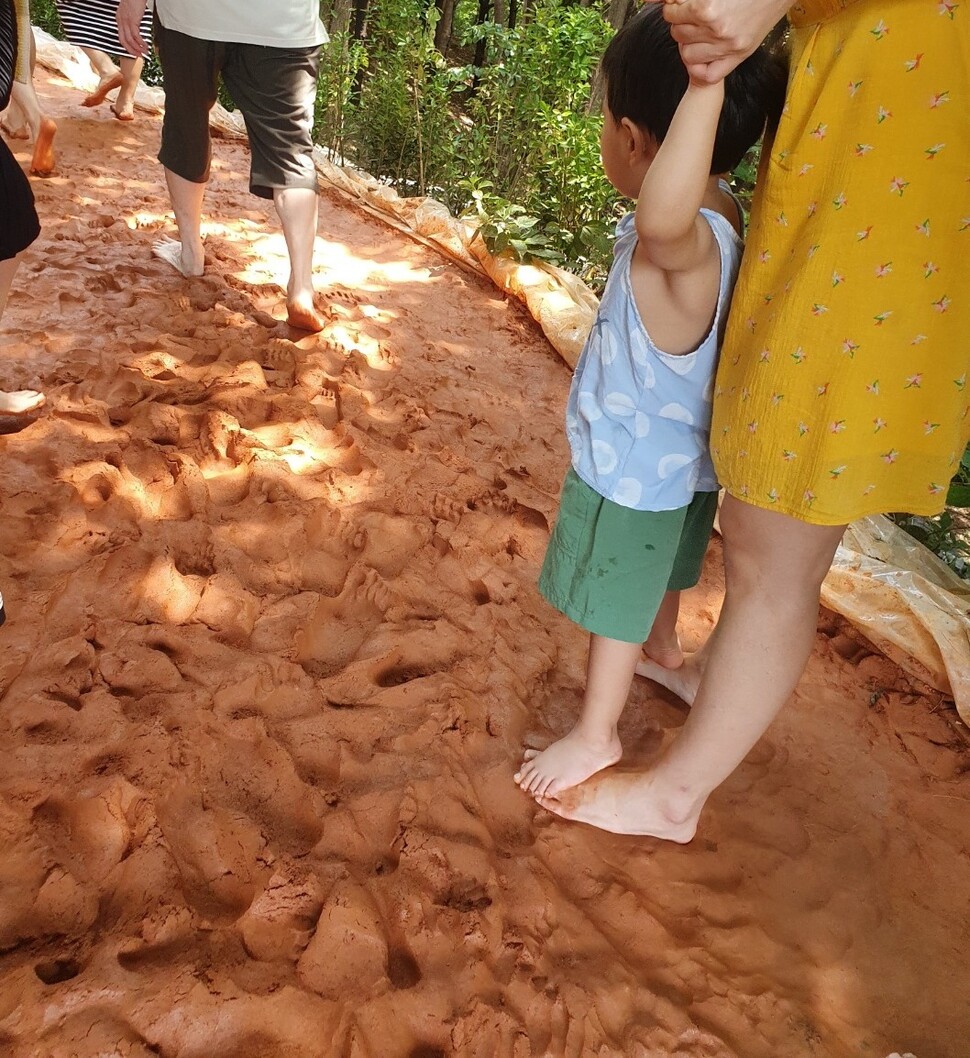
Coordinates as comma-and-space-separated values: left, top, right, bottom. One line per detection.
117, 0, 150, 59
650, 0, 792, 83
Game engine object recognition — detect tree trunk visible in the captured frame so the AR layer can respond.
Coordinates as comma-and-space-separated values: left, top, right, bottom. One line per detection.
325, 0, 353, 37
493, 0, 507, 28
606, 0, 632, 31
351, 0, 370, 41
473, 0, 492, 71
434, 0, 457, 53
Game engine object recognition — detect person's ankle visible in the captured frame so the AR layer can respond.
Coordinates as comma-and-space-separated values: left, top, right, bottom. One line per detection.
652, 771, 709, 826
572, 719, 619, 748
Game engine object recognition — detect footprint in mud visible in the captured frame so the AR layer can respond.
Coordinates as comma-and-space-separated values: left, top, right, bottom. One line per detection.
296, 567, 390, 678
314, 380, 342, 430
200, 409, 246, 465
297, 881, 389, 999
33, 1011, 160, 1058
5, 635, 97, 714
31, 779, 148, 883
299, 506, 365, 595
324, 284, 362, 316
348, 335, 399, 379
155, 784, 269, 919
260, 337, 298, 379
296, 351, 344, 399
237, 866, 327, 962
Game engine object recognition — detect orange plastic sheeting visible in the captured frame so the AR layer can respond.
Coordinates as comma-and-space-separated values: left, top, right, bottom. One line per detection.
823, 516, 970, 723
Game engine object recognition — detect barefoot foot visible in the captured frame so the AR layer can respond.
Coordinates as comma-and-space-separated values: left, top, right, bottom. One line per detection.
286, 297, 327, 333
0, 389, 45, 415
29, 118, 56, 176
82, 72, 123, 108
1, 117, 29, 139
109, 104, 135, 122
635, 650, 704, 706
535, 769, 700, 842
152, 237, 204, 278
514, 729, 622, 798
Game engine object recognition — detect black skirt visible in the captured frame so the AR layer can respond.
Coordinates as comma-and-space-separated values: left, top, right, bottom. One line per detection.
0, 136, 40, 261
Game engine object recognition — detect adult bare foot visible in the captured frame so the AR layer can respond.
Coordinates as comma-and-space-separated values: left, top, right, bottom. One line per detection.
109, 104, 135, 122
536, 769, 700, 842
0, 389, 45, 415
635, 650, 705, 706
286, 296, 327, 333
29, 117, 56, 176
1, 115, 28, 138
152, 236, 204, 277
82, 72, 123, 108
515, 728, 622, 798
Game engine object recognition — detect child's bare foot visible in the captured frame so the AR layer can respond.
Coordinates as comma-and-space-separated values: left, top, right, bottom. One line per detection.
635, 650, 704, 706
82, 72, 123, 108
514, 727, 622, 798
109, 103, 135, 122
287, 295, 327, 333
29, 118, 56, 176
152, 237, 205, 277
535, 768, 700, 842
642, 636, 684, 671
0, 389, 45, 415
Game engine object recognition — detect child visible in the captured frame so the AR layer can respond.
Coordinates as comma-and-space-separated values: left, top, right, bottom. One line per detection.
515, 6, 785, 800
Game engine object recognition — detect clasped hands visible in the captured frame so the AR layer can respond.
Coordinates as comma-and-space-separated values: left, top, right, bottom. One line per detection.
646, 0, 791, 83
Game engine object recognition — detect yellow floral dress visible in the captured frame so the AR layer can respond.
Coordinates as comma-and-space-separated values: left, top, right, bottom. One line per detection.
712, 0, 970, 525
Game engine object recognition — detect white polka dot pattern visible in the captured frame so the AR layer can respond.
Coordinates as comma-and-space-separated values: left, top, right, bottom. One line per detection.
565, 206, 742, 510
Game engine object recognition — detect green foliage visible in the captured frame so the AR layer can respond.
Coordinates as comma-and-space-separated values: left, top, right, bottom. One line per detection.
889, 444, 970, 579
890, 510, 970, 581
946, 444, 970, 509
311, 0, 621, 288
25, 0, 60, 38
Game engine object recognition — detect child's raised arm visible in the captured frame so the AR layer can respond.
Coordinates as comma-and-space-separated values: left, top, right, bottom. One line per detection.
635, 80, 725, 273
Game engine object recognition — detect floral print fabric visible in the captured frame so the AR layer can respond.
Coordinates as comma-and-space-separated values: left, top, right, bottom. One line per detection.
712, 0, 970, 525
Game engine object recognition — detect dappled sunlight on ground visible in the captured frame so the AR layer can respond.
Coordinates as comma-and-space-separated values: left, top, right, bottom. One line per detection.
0, 67, 967, 1058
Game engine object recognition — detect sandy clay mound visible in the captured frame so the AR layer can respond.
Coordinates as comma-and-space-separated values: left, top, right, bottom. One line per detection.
0, 71, 968, 1058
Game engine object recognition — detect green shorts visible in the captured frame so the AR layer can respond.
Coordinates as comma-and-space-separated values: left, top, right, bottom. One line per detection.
538, 468, 718, 644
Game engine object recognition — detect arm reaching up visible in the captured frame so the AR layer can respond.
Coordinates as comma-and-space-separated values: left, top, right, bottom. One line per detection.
117, 0, 150, 58
634, 79, 724, 273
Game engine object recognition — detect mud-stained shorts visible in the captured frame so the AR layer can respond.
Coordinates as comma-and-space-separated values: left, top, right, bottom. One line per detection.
154, 17, 321, 199
539, 468, 718, 644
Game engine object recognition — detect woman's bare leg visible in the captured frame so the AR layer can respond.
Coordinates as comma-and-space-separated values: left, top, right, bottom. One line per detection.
0, 253, 45, 412
0, 254, 21, 320
537, 495, 846, 841
110, 55, 143, 119
8, 80, 55, 174
80, 47, 123, 107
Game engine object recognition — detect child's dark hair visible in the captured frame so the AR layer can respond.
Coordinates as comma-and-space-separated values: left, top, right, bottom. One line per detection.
600, 6, 788, 174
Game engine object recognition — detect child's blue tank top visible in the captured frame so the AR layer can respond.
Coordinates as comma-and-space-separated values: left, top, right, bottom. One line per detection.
566, 194, 743, 512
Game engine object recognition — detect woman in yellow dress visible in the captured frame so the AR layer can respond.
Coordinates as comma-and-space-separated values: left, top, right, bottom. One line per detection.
536, 0, 970, 840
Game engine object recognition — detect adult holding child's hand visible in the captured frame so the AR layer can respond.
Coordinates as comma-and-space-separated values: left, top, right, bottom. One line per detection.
654, 0, 791, 82
537, 0, 970, 841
